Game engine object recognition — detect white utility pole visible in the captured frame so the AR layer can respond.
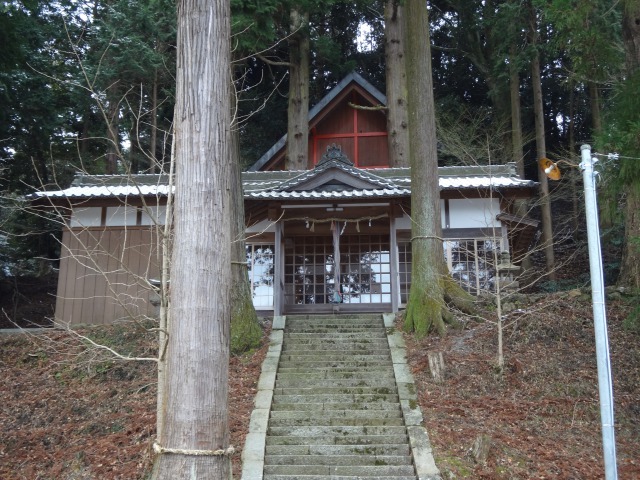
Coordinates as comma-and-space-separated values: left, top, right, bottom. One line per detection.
580, 144, 618, 480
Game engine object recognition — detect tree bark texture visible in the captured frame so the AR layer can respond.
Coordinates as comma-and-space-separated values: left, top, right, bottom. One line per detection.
623, 0, 640, 73
152, 0, 232, 477
530, 16, 556, 281
620, 185, 640, 289
403, 0, 446, 337
285, 7, 310, 171
230, 115, 261, 355
619, 0, 640, 289
105, 84, 120, 174
509, 47, 524, 176
384, 0, 409, 168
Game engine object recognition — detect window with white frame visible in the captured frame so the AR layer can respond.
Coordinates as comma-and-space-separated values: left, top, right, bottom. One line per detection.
246, 244, 275, 308
398, 237, 504, 300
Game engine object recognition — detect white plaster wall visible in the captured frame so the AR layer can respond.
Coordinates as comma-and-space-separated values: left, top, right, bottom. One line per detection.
395, 200, 446, 230
448, 198, 501, 229
70, 207, 102, 228
140, 205, 167, 226
105, 205, 138, 227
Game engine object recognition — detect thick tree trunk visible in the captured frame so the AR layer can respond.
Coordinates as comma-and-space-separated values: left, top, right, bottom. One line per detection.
620, 185, 640, 289
623, 0, 640, 73
530, 15, 556, 281
403, 0, 444, 337
619, 1, 640, 289
230, 110, 262, 354
151, 0, 232, 477
588, 81, 602, 134
285, 7, 310, 171
384, 0, 409, 168
509, 47, 524, 176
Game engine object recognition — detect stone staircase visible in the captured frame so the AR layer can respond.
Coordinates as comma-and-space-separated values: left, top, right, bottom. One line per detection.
262, 314, 418, 480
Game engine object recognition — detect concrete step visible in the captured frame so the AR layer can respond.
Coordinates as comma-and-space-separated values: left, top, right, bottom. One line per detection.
263, 464, 416, 477
268, 416, 405, 427
267, 425, 407, 437
269, 410, 402, 420
264, 476, 417, 480
282, 343, 389, 352
275, 373, 395, 384
285, 326, 384, 333
285, 314, 382, 321
277, 363, 392, 371
265, 434, 411, 446
276, 375, 394, 385
279, 354, 391, 363
280, 349, 392, 357
272, 394, 400, 404
285, 331, 388, 339
264, 454, 412, 466
265, 443, 411, 456
275, 385, 397, 395
271, 402, 401, 412
283, 339, 390, 348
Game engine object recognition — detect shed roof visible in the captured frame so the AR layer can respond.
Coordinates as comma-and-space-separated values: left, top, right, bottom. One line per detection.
32, 160, 536, 203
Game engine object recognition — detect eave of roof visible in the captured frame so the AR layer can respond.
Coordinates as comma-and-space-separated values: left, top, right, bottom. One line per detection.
32, 164, 537, 202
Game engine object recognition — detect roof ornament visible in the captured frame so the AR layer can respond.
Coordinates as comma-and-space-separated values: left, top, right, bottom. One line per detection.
317, 144, 354, 167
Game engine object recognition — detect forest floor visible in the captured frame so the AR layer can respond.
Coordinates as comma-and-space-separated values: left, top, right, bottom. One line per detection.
1, 281, 639, 479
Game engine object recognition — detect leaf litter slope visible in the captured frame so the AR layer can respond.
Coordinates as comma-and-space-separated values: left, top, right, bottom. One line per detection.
0, 321, 269, 479
0, 297, 639, 479
404, 294, 640, 479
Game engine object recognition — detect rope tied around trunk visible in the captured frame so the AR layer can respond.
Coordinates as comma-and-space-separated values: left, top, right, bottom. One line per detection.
153, 442, 235, 456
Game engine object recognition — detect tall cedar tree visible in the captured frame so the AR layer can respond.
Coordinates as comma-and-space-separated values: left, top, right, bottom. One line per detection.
151, 0, 232, 477
403, 0, 473, 337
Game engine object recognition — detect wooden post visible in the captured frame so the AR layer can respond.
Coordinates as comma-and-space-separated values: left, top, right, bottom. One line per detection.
427, 351, 445, 383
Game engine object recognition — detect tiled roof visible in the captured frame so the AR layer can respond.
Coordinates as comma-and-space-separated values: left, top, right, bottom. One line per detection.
32, 163, 536, 202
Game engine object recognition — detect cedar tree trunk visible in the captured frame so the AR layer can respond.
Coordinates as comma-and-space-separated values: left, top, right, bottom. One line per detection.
230, 111, 262, 354
285, 7, 310, 171
530, 9, 556, 281
384, 0, 409, 167
151, 0, 232, 477
403, 0, 473, 338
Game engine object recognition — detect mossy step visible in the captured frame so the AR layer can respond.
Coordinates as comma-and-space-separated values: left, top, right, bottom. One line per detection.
285, 331, 388, 338
283, 344, 389, 352
263, 475, 417, 480
270, 402, 401, 412
264, 454, 412, 466
280, 349, 392, 357
263, 464, 416, 476
267, 416, 405, 427
279, 354, 391, 363
277, 362, 391, 371
285, 314, 382, 321
267, 425, 407, 437
269, 410, 402, 420
273, 394, 400, 404
278, 365, 393, 381
275, 385, 397, 395
265, 433, 410, 446
285, 325, 384, 331
283, 338, 389, 345
265, 443, 411, 456
276, 372, 395, 382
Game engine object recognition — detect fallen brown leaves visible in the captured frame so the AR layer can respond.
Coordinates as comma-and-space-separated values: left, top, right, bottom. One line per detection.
0, 321, 269, 479
404, 294, 640, 479
1, 295, 638, 479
